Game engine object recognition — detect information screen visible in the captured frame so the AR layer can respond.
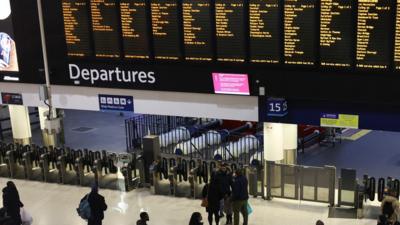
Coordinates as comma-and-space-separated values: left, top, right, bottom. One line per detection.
90, 0, 120, 58
284, 0, 317, 66
62, 0, 92, 57
0, 0, 19, 73
249, 0, 280, 63
320, 0, 353, 67
215, 0, 246, 62
356, 0, 392, 69
182, 0, 213, 61
394, 0, 400, 69
120, 0, 150, 59
151, 0, 181, 60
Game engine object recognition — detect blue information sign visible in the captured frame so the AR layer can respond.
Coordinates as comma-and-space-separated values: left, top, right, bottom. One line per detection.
98, 94, 134, 112
267, 97, 288, 117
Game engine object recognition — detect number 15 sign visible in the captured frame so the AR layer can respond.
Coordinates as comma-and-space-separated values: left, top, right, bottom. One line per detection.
267, 97, 288, 117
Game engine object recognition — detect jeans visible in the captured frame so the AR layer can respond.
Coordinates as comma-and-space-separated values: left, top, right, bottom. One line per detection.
232, 200, 248, 225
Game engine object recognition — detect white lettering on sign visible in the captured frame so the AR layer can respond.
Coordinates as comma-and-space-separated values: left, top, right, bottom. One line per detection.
68, 64, 156, 85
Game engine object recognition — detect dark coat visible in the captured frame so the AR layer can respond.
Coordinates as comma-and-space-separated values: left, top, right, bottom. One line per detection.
231, 175, 249, 201
2, 187, 23, 224
84, 192, 107, 221
215, 171, 232, 196
202, 182, 222, 212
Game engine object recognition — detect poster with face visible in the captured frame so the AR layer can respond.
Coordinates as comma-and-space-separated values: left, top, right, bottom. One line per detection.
0, 0, 18, 72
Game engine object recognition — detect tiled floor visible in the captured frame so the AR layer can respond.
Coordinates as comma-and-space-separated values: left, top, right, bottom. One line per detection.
0, 178, 378, 225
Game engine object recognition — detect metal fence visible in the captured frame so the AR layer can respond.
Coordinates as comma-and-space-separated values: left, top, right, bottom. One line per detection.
125, 115, 189, 151
266, 161, 336, 206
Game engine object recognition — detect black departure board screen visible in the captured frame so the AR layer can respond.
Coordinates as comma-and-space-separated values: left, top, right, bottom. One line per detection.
215, 0, 246, 62
151, 0, 181, 60
394, 0, 400, 69
284, 0, 317, 65
90, 0, 120, 58
320, 0, 353, 67
249, 0, 280, 63
120, 0, 150, 59
62, 0, 92, 57
182, 0, 213, 61
356, 0, 392, 69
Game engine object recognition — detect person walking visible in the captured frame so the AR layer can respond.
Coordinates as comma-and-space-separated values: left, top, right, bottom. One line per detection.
202, 175, 222, 225
189, 212, 203, 225
137, 212, 149, 225
2, 181, 23, 225
231, 169, 249, 225
82, 185, 107, 225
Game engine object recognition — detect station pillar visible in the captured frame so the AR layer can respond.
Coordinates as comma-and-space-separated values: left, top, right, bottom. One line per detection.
283, 124, 298, 165
38, 106, 64, 147
263, 122, 284, 162
8, 105, 32, 145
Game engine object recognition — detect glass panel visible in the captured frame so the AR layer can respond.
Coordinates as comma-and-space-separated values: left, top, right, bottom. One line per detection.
317, 187, 329, 202
302, 185, 315, 200
284, 183, 296, 198
341, 190, 355, 203
270, 164, 282, 197
283, 166, 296, 198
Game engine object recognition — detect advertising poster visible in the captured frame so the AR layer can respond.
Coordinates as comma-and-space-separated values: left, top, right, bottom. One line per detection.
0, 0, 18, 73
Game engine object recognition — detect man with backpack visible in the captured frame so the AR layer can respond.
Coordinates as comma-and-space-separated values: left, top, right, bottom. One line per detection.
78, 185, 108, 225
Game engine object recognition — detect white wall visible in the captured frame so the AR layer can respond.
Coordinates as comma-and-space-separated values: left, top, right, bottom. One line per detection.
0, 83, 259, 121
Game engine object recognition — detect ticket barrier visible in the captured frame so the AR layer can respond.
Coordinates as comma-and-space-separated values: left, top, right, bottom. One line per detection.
23, 145, 47, 181
75, 149, 102, 187
151, 157, 173, 196
247, 164, 264, 198
169, 157, 191, 197
93, 152, 136, 191
7, 144, 28, 179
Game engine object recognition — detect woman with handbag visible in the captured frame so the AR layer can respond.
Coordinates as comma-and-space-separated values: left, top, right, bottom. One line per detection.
202, 176, 222, 225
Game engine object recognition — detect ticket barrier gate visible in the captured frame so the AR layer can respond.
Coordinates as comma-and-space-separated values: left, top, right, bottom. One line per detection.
247, 164, 264, 198
23, 145, 47, 182
76, 149, 102, 187
169, 157, 191, 197
93, 152, 136, 191
151, 158, 173, 196
7, 144, 28, 179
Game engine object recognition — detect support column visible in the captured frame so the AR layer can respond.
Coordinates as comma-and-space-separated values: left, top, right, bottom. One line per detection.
264, 122, 284, 162
283, 124, 298, 165
38, 107, 63, 147
8, 105, 32, 145
264, 122, 284, 192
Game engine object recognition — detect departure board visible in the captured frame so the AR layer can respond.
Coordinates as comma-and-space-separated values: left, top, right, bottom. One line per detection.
284, 0, 317, 65
320, 0, 353, 67
215, 0, 246, 62
182, 0, 213, 61
394, 0, 400, 69
151, 0, 181, 60
62, 0, 92, 57
249, 0, 280, 63
120, 0, 150, 59
90, 0, 121, 58
356, 0, 392, 69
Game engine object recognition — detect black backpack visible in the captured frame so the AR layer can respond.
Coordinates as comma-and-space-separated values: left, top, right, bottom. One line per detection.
383, 201, 395, 217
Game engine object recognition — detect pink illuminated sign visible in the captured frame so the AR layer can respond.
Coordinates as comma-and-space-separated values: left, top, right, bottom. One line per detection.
212, 73, 250, 95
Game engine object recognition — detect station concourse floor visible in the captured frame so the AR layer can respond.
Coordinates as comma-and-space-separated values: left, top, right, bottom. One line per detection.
0, 178, 378, 225
298, 130, 400, 179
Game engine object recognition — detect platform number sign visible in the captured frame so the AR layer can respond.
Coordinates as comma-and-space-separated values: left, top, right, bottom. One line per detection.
98, 94, 134, 112
267, 97, 288, 117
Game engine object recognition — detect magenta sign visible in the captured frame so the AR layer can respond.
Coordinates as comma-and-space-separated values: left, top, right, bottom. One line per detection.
212, 73, 250, 95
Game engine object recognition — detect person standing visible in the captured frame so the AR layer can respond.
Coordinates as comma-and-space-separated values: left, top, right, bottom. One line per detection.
202, 175, 222, 225
231, 169, 248, 225
82, 185, 107, 225
189, 212, 203, 225
2, 181, 23, 225
137, 212, 149, 225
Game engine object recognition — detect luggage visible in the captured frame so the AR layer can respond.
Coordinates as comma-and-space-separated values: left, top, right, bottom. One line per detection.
20, 207, 33, 225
